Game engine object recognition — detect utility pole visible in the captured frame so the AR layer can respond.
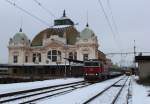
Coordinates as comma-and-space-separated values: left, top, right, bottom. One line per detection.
134, 40, 136, 59
64, 44, 68, 78
133, 40, 136, 69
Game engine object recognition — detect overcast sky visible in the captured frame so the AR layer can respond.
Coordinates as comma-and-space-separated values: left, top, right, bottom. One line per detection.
0, 0, 150, 65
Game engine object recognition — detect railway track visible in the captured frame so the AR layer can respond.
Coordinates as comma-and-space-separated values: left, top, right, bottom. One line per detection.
0, 81, 91, 104
83, 76, 129, 104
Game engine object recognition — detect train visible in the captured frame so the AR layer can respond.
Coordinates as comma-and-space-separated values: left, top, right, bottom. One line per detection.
83, 59, 122, 82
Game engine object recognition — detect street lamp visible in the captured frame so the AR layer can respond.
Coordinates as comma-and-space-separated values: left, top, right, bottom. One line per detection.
64, 44, 68, 78
56, 55, 61, 76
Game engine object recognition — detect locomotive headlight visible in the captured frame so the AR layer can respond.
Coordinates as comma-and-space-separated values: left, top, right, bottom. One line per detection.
85, 73, 87, 76
96, 73, 98, 76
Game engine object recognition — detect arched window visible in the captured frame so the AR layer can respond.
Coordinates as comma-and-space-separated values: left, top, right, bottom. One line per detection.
69, 52, 73, 59
33, 53, 36, 62
58, 51, 61, 61
25, 56, 28, 63
83, 54, 88, 61
74, 52, 77, 60
13, 55, 18, 63
47, 51, 51, 60
52, 50, 57, 62
47, 50, 61, 62
32, 52, 41, 63
69, 52, 77, 60
38, 53, 41, 62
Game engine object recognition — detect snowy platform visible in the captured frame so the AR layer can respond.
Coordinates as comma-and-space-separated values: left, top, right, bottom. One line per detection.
132, 76, 150, 104
37, 76, 124, 104
0, 78, 83, 95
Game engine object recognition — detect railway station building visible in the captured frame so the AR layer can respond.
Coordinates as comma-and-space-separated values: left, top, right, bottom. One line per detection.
5, 11, 108, 81
135, 56, 150, 80
8, 11, 99, 65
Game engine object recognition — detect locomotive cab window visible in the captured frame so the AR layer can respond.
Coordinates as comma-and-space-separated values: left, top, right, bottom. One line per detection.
84, 61, 100, 67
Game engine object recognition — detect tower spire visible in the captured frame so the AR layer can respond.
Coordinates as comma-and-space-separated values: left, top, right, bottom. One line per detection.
19, 16, 23, 32
86, 11, 89, 27
63, 10, 66, 17
19, 28, 22, 32
86, 23, 89, 27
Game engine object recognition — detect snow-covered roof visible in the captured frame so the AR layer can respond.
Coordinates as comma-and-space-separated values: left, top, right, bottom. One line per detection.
53, 25, 71, 28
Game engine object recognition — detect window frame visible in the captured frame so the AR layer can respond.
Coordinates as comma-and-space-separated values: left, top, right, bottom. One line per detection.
13, 55, 18, 63
47, 50, 62, 62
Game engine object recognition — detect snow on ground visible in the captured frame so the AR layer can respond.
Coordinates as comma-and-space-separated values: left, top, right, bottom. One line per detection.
89, 78, 128, 104
0, 78, 83, 94
37, 76, 124, 104
132, 76, 150, 104
1, 76, 149, 104
115, 77, 131, 104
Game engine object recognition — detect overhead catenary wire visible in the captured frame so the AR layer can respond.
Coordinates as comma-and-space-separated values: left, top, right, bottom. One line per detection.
5, 0, 50, 26
107, 0, 125, 61
33, 0, 56, 18
106, 0, 124, 52
97, 0, 122, 52
97, 0, 116, 37
107, 0, 119, 36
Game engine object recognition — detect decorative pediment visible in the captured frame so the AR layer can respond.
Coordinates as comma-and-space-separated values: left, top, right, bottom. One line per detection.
82, 48, 90, 52
45, 40, 65, 48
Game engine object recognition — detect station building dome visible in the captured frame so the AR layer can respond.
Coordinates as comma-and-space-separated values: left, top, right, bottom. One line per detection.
31, 10, 79, 46
12, 28, 29, 43
80, 25, 95, 39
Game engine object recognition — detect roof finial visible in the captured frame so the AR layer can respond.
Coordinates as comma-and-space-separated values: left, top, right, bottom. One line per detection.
19, 16, 23, 32
86, 23, 89, 27
86, 11, 89, 27
19, 28, 22, 32
63, 10, 66, 17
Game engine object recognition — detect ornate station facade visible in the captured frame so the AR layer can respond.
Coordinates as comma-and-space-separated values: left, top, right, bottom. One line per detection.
4, 11, 111, 82
8, 11, 104, 65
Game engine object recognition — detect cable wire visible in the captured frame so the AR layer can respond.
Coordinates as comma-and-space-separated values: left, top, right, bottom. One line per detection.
106, 0, 123, 51
5, 0, 50, 26
107, 0, 119, 36
33, 0, 56, 18
97, 0, 122, 51
98, 0, 116, 37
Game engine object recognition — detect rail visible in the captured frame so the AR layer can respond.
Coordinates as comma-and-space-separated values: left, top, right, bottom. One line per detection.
0, 81, 90, 103
111, 77, 128, 104
82, 76, 126, 104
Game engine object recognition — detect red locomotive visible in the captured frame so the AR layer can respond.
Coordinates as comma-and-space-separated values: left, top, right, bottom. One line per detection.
83, 59, 122, 82
84, 59, 108, 82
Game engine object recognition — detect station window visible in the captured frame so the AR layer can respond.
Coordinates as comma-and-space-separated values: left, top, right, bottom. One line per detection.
69, 52, 77, 60
32, 53, 36, 63
74, 52, 77, 60
83, 54, 88, 61
25, 56, 28, 63
38, 53, 41, 62
13, 55, 18, 63
47, 51, 51, 60
47, 50, 62, 62
58, 51, 61, 61
69, 52, 73, 59
32, 53, 41, 63
52, 50, 57, 62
